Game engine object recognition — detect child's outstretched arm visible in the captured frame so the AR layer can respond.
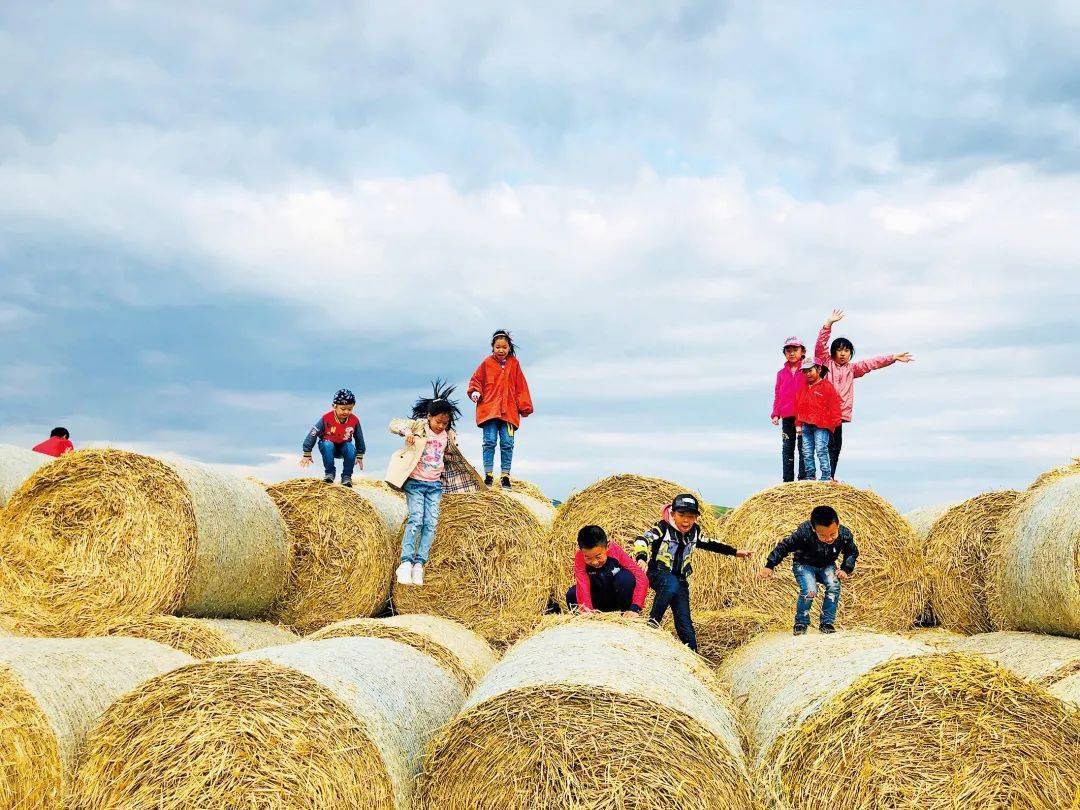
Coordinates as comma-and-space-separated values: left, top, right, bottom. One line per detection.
698, 536, 753, 559
300, 417, 326, 468
815, 309, 843, 363
852, 351, 913, 378
758, 525, 805, 578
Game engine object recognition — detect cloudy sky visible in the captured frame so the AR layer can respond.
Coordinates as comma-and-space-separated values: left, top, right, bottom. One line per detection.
1, 2, 1078, 510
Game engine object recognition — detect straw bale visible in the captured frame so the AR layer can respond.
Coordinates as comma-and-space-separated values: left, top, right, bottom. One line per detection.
0, 449, 290, 636
720, 632, 1080, 808
717, 481, 925, 630
266, 478, 394, 632
417, 618, 756, 810
0, 636, 194, 808
100, 616, 298, 659
308, 614, 497, 689
903, 502, 955, 540
688, 607, 783, 667
1050, 671, 1080, 708
392, 491, 549, 648
898, 627, 966, 649
924, 490, 1020, 634
946, 630, 1080, 684
547, 474, 729, 610
1028, 456, 1080, 491
73, 637, 465, 810
990, 475, 1080, 636
507, 478, 548, 502
503, 490, 556, 527
0, 444, 50, 508
352, 477, 410, 532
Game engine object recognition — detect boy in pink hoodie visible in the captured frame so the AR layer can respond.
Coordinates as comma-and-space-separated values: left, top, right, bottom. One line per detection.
815, 309, 914, 476
771, 336, 808, 482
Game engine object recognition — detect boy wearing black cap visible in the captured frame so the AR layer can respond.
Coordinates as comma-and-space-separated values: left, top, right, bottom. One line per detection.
633, 494, 753, 650
300, 388, 366, 486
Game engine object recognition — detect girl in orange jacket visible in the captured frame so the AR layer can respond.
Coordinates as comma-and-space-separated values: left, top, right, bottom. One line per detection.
467, 329, 534, 489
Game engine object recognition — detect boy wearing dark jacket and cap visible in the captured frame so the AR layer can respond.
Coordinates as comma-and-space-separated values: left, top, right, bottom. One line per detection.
633, 494, 753, 650
759, 504, 858, 635
300, 388, 366, 486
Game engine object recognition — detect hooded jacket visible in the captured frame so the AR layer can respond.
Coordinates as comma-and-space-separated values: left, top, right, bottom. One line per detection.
765, 521, 858, 573
467, 355, 534, 429
772, 361, 807, 420
632, 506, 737, 579
815, 324, 896, 422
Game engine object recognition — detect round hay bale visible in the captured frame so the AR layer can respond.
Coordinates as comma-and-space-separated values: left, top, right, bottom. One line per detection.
392, 491, 549, 649
903, 502, 956, 540
266, 478, 394, 633
720, 632, 1080, 808
73, 637, 465, 810
308, 614, 497, 689
547, 474, 728, 610
417, 618, 756, 810
0, 444, 50, 508
507, 478, 548, 502
946, 630, 1080, 684
351, 477, 409, 532
503, 490, 556, 527
1050, 671, 1080, 708
686, 608, 782, 667
925, 490, 1021, 634
0, 636, 194, 808
100, 616, 299, 659
717, 481, 925, 631
990, 475, 1080, 637
0, 449, 290, 636
1028, 457, 1080, 491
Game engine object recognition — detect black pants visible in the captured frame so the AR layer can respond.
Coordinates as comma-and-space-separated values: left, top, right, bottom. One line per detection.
566, 567, 637, 613
829, 422, 844, 476
649, 571, 696, 651
781, 417, 807, 482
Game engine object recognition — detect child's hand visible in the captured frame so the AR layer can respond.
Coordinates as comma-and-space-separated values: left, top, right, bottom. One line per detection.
771, 416, 780, 426
622, 610, 640, 620
795, 426, 803, 434
356, 458, 365, 471
735, 550, 753, 559
636, 559, 648, 573
894, 352, 914, 363
299, 456, 312, 468
826, 308, 844, 326
758, 567, 774, 580
837, 570, 851, 581
405, 435, 417, 446
470, 391, 481, 403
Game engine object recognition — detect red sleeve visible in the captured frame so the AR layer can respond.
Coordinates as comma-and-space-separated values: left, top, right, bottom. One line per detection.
573, 550, 594, 611
610, 543, 648, 610
514, 360, 534, 417
827, 384, 843, 430
467, 360, 487, 397
815, 325, 831, 364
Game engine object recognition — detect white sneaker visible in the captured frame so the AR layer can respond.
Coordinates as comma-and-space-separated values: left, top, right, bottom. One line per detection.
412, 563, 425, 586
396, 561, 414, 585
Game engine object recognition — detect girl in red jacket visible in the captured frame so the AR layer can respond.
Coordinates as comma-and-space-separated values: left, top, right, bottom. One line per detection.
795, 363, 842, 482
467, 330, 534, 490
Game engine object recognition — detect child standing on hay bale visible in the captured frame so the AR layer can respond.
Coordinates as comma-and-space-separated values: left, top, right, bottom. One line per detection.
816, 309, 913, 477
567, 525, 649, 617
795, 362, 842, 482
758, 504, 858, 635
32, 427, 74, 457
300, 389, 365, 486
467, 329, 534, 491
633, 494, 753, 651
771, 336, 807, 482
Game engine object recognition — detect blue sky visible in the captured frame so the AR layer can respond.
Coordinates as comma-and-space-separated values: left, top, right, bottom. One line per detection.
1, 2, 1078, 509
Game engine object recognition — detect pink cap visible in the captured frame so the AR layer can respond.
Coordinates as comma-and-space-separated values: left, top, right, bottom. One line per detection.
783, 336, 805, 350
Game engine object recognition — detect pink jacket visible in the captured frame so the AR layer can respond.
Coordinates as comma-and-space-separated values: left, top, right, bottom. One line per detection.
771, 362, 807, 419
815, 325, 895, 422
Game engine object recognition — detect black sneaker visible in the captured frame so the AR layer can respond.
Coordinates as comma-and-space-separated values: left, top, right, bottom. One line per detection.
500, 475, 511, 490
819, 623, 836, 634
323, 475, 334, 484
793, 624, 808, 636
484, 473, 494, 487
341, 477, 353, 488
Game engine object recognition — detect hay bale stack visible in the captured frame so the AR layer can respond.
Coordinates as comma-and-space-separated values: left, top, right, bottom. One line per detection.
689, 608, 782, 667
1050, 672, 1080, 708
100, 616, 298, 659
392, 492, 549, 648
720, 631, 1080, 808
990, 475, 1080, 637
73, 637, 464, 810
717, 481, 925, 630
0, 444, 50, 508
0, 449, 290, 636
903, 502, 955, 540
0, 636, 194, 808
352, 477, 409, 533
925, 490, 1021, 634
266, 478, 395, 632
547, 474, 728, 609
947, 631, 1080, 684
1028, 457, 1080, 491
417, 618, 756, 810
308, 614, 497, 689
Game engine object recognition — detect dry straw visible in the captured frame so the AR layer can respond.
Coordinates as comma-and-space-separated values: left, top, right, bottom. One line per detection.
0, 449, 290, 636
503, 490, 556, 527
689, 607, 782, 668
507, 478, 548, 502
392, 491, 550, 648
899, 627, 966, 649
73, 637, 466, 810
924, 490, 1020, 634
903, 502, 955, 540
266, 478, 395, 633
0, 636, 194, 809
417, 617, 757, 810
308, 614, 497, 689
1027, 456, 1080, 491
717, 481, 925, 631
990, 474, 1080, 636
946, 630, 1080, 684
1050, 671, 1080, 708
352, 477, 409, 533
721, 631, 1080, 809
0, 444, 50, 508
100, 616, 298, 659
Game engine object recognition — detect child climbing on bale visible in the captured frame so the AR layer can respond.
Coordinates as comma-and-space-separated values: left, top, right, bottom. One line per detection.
300, 389, 365, 486
32, 427, 74, 457
467, 329, 534, 490
633, 494, 753, 650
567, 525, 649, 617
758, 504, 858, 635
795, 362, 842, 481
816, 309, 913, 477
771, 336, 807, 482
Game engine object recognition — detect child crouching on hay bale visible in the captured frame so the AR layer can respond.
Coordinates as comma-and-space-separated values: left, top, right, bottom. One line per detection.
795, 362, 842, 481
299, 388, 365, 486
567, 525, 649, 617
633, 494, 753, 651
758, 504, 858, 635
387, 382, 483, 588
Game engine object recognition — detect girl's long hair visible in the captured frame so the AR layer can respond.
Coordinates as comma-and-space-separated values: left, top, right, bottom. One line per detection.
411, 379, 461, 428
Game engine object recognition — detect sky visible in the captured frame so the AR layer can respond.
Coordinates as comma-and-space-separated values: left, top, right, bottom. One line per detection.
1, 2, 1078, 510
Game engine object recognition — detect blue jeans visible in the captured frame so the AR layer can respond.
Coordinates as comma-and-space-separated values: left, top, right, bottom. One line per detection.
793, 563, 841, 627
319, 439, 356, 480
649, 571, 696, 651
800, 425, 833, 481
401, 478, 443, 564
481, 419, 515, 475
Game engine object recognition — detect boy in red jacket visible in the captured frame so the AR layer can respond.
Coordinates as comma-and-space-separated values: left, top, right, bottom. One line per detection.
567, 525, 649, 617
32, 427, 74, 457
795, 363, 842, 481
